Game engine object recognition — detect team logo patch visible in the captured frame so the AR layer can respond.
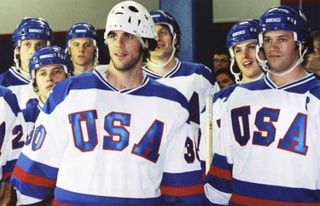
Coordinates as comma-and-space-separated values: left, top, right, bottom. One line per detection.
232, 30, 246, 37
266, 18, 281, 23
75, 29, 87, 33
28, 29, 42, 33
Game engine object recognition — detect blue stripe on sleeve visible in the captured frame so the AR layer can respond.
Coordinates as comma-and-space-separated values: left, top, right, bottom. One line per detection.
162, 194, 205, 206
161, 170, 203, 186
15, 153, 58, 181
10, 176, 54, 199
55, 187, 161, 206
233, 178, 320, 203
212, 154, 233, 170
205, 173, 232, 194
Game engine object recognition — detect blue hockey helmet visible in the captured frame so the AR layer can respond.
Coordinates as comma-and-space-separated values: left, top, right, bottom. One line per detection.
65, 23, 97, 47
29, 45, 72, 79
13, 17, 53, 47
149, 10, 181, 40
226, 19, 260, 82
258, 6, 310, 46
226, 19, 259, 57
256, 6, 310, 76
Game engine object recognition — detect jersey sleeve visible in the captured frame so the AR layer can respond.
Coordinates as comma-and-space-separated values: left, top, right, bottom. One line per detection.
0, 89, 27, 182
204, 102, 233, 205
160, 112, 205, 205
10, 108, 67, 204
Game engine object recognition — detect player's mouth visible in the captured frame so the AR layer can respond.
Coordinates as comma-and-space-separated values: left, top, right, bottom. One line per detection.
46, 85, 53, 90
115, 52, 127, 58
269, 53, 281, 58
156, 43, 165, 48
242, 60, 253, 67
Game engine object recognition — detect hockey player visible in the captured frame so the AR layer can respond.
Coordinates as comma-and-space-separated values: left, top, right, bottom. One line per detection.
1, 46, 71, 206
24, 45, 71, 124
10, 1, 204, 205
0, 17, 53, 111
144, 9, 219, 171
203, 20, 265, 164
205, 6, 320, 205
0, 87, 27, 205
226, 19, 264, 83
65, 22, 98, 75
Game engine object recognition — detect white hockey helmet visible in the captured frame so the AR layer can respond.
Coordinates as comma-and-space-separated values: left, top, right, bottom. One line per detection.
104, 1, 156, 43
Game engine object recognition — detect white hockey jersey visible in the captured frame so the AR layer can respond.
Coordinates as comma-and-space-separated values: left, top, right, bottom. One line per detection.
0, 86, 26, 181
144, 60, 219, 170
144, 60, 218, 126
205, 74, 320, 205
0, 67, 36, 110
11, 66, 204, 205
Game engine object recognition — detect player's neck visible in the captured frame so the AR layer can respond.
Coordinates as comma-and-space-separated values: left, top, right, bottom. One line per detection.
269, 65, 306, 86
106, 63, 144, 90
19, 65, 31, 80
146, 57, 177, 76
242, 73, 264, 83
38, 95, 46, 105
73, 63, 94, 75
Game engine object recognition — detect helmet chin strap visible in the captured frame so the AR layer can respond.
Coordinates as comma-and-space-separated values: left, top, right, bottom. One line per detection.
267, 42, 307, 77
146, 34, 177, 68
255, 40, 308, 77
13, 48, 31, 80
229, 58, 241, 83
255, 44, 268, 72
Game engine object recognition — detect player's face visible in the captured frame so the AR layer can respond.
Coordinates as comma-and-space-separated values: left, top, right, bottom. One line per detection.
213, 54, 230, 71
69, 38, 95, 72
19, 40, 47, 73
263, 30, 299, 73
106, 30, 143, 71
216, 73, 235, 88
149, 24, 174, 61
313, 39, 320, 55
234, 39, 262, 82
35, 64, 67, 103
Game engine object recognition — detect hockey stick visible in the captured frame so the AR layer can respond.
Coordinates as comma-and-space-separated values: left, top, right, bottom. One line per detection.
205, 94, 213, 174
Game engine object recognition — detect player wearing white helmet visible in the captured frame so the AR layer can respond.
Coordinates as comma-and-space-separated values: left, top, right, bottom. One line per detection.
205, 6, 320, 205
0, 17, 53, 111
65, 23, 98, 75
10, 1, 204, 205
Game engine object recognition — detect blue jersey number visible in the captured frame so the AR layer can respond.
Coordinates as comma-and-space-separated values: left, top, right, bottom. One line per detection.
12, 125, 24, 149
0, 122, 5, 155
